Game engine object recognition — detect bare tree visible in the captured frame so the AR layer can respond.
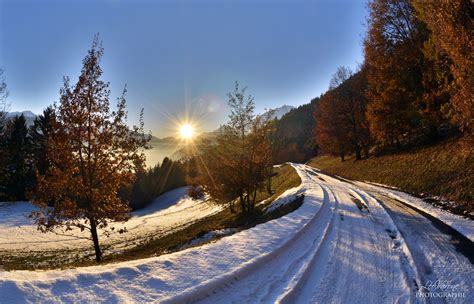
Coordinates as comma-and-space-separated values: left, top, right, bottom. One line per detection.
0, 69, 9, 128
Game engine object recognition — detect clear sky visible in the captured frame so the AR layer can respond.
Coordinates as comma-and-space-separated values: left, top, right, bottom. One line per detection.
0, 0, 367, 137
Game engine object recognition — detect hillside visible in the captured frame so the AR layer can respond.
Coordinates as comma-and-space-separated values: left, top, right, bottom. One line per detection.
308, 137, 473, 217
273, 98, 318, 164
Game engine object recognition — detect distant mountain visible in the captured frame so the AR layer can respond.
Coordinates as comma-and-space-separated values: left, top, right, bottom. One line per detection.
5, 111, 37, 126
272, 105, 295, 119
144, 135, 179, 167
6, 110, 36, 118
260, 105, 295, 122
148, 135, 179, 146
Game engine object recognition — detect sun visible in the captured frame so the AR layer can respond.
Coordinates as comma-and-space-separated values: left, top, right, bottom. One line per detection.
180, 124, 194, 140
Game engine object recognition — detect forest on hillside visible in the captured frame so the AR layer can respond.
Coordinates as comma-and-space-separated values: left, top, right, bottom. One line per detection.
268, 0, 472, 164
312, 0, 472, 161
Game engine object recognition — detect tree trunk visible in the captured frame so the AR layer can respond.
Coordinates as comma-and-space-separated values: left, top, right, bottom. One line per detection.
355, 144, 362, 160
245, 191, 251, 213
239, 195, 246, 214
363, 145, 370, 159
251, 187, 258, 211
90, 217, 102, 262
266, 169, 273, 194
339, 145, 344, 161
339, 147, 345, 162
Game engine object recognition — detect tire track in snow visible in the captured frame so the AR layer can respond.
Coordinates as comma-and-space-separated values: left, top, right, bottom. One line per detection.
365, 192, 474, 304
283, 170, 416, 304
277, 184, 339, 304
166, 166, 333, 303
350, 188, 424, 302
175, 164, 415, 304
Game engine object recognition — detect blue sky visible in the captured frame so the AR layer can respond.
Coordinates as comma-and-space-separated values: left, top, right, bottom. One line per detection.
0, 0, 367, 137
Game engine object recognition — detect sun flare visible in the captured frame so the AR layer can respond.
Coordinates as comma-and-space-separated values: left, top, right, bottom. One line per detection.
180, 124, 194, 139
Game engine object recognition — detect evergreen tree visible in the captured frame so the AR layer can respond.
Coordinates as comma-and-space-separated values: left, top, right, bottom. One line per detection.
4, 115, 35, 200
127, 158, 187, 210
29, 106, 55, 176
273, 99, 318, 164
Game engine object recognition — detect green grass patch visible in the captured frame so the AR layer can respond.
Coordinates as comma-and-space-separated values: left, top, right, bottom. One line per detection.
308, 137, 473, 216
255, 163, 302, 203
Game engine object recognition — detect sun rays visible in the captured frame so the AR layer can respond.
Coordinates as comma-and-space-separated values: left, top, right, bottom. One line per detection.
179, 124, 194, 140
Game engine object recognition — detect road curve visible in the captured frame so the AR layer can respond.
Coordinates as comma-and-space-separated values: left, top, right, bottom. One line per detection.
195, 164, 468, 303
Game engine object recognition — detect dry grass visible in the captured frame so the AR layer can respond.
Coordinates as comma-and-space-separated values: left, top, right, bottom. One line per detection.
308, 137, 473, 215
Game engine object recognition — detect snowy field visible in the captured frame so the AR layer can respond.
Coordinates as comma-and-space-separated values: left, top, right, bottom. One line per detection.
0, 164, 472, 303
0, 187, 221, 257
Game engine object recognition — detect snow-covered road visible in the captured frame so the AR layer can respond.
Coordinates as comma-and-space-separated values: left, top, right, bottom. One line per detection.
0, 164, 472, 303
192, 165, 421, 303
367, 194, 473, 304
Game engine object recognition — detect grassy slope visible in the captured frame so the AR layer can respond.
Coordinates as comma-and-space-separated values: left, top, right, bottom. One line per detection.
108, 164, 302, 265
255, 164, 302, 203
1, 164, 302, 270
308, 137, 473, 215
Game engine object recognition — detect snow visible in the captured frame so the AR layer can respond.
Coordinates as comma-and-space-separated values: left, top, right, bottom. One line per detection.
260, 105, 295, 121
0, 165, 320, 302
0, 164, 471, 303
0, 164, 416, 303
178, 228, 239, 250
0, 187, 221, 254
357, 182, 474, 242
265, 186, 303, 213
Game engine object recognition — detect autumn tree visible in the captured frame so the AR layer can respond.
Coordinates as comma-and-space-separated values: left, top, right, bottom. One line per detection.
364, 0, 425, 146
314, 67, 370, 161
329, 67, 370, 159
195, 82, 273, 215
248, 115, 274, 198
32, 36, 150, 262
415, 35, 453, 133
315, 90, 347, 161
413, 0, 473, 134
